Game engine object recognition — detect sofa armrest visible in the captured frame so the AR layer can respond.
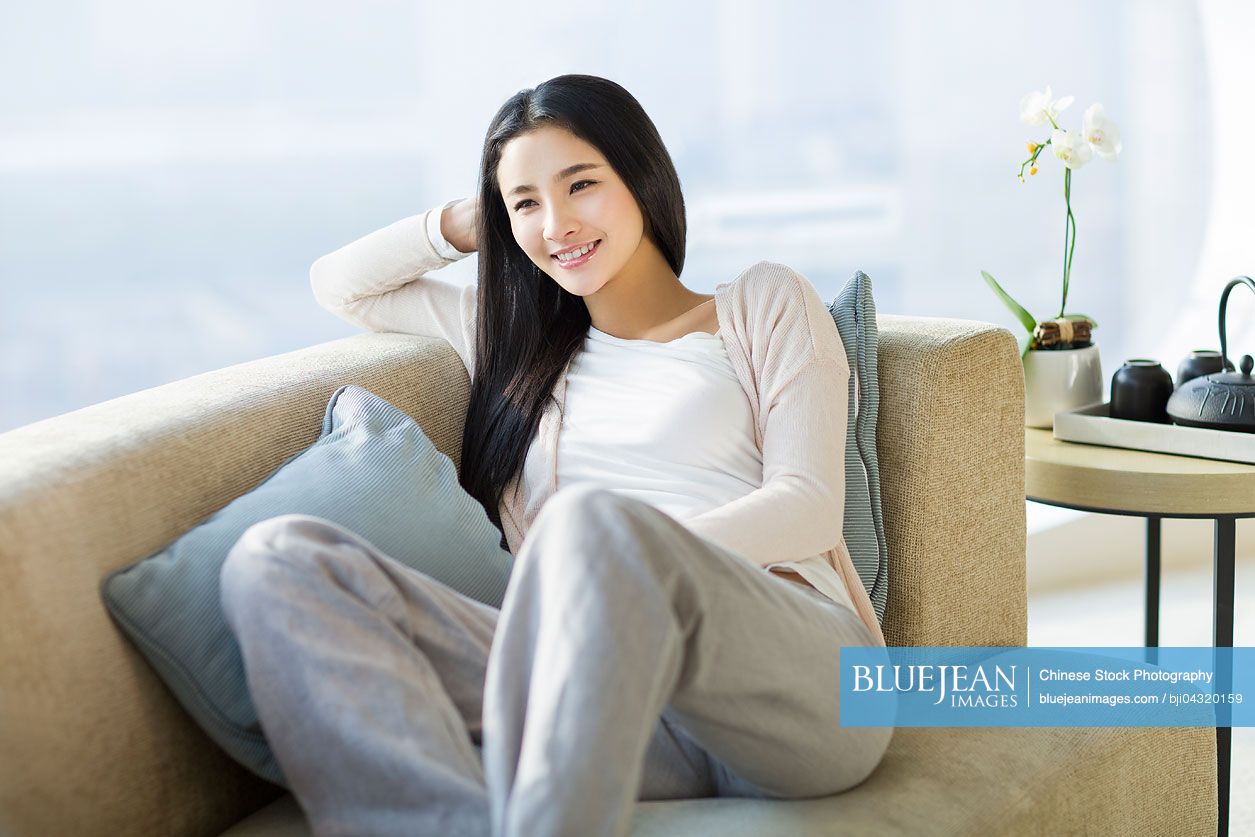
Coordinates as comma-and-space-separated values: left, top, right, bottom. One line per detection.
874, 315, 1027, 647
0, 332, 469, 837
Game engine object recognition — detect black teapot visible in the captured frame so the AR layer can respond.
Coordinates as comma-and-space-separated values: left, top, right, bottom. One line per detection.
1167, 276, 1255, 432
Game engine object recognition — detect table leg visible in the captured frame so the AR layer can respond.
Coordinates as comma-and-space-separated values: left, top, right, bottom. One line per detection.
1214, 516, 1235, 837
1146, 516, 1161, 648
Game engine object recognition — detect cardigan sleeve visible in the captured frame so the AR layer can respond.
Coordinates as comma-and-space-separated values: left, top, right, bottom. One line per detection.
682, 267, 850, 569
309, 200, 479, 378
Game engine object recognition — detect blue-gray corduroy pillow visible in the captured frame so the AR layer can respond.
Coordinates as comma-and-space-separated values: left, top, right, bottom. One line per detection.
100, 384, 514, 788
829, 271, 888, 624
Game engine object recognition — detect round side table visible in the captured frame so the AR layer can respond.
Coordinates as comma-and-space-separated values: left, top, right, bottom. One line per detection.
1025, 427, 1255, 837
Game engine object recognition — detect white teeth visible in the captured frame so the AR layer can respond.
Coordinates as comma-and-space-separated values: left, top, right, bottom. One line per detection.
557, 241, 597, 261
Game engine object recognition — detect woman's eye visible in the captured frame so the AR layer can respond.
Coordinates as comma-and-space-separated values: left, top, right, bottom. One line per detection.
513, 180, 596, 212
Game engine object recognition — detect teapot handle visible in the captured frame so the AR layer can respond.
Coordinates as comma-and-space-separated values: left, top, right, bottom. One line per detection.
1218, 275, 1255, 371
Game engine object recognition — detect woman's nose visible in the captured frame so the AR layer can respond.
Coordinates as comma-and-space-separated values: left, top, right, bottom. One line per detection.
543, 208, 579, 242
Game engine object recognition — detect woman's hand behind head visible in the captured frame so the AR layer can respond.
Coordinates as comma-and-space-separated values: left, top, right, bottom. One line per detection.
441, 196, 480, 254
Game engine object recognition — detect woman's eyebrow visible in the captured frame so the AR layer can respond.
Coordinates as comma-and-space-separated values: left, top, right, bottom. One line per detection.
507, 163, 604, 197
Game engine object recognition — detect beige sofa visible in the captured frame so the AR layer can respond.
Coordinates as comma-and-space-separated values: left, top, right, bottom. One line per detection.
0, 315, 1217, 836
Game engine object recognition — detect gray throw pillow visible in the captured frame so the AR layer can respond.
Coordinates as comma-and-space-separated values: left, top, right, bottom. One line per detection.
100, 384, 514, 788
829, 271, 888, 624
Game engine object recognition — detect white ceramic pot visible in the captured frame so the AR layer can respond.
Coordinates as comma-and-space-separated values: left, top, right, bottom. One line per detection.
1022, 344, 1104, 429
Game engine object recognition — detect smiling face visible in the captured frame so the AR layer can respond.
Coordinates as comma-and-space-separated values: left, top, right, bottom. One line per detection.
496, 124, 653, 298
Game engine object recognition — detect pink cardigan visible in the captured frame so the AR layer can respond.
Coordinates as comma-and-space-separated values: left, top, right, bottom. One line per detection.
310, 206, 886, 648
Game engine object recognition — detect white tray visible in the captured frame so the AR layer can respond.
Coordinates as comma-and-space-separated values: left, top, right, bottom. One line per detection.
1052, 402, 1255, 465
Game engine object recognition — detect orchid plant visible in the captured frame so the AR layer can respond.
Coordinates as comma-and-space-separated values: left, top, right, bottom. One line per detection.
982, 86, 1123, 358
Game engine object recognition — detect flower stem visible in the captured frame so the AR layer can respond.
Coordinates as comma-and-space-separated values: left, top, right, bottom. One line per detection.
1017, 138, 1051, 179
1059, 167, 1076, 317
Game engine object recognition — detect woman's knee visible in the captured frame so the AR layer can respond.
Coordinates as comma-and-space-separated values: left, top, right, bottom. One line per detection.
524, 486, 674, 578
521, 485, 624, 559
220, 514, 345, 609
533, 484, 623, 529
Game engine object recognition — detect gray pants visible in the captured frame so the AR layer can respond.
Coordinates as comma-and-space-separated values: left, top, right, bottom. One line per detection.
220, 483, 891, 837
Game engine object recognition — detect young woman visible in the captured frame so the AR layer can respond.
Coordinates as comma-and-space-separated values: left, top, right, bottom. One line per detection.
220, 73, 891, 837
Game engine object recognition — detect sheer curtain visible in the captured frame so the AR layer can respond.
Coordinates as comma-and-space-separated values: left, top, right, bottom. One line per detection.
1, 0, 1216, 443
1158, 0, 1255, 368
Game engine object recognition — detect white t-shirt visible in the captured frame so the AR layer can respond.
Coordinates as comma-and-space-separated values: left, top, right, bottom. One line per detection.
523, 321, 859, 616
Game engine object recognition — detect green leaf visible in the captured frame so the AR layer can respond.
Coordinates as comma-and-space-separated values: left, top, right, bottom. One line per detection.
981, 270, 1037, 334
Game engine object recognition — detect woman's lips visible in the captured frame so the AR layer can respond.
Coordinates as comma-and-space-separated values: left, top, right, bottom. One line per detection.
552, 239, 602, 269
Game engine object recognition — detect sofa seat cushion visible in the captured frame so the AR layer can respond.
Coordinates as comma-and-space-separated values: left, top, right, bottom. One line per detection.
217, 724, 1214, 836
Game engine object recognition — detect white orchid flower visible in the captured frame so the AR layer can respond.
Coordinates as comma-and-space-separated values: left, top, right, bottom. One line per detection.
1019, 86, 1075, 126
1050, 128, 1092, 169
1081, 103, 1122, 159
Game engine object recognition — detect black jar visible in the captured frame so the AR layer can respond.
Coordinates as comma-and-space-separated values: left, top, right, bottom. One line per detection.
1110, 359, 1174, 423
1176, 349, 1234, 387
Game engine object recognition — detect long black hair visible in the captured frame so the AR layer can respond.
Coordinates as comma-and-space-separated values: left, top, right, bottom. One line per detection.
457, 74, 687, 541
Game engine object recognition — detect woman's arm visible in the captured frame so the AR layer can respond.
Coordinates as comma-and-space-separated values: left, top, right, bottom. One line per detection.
309, 197, 480, 377
683, 268, 850, 568
683, 355, 849, 568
